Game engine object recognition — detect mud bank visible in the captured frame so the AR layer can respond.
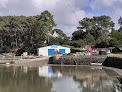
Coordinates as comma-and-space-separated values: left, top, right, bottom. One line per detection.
0, 57, 50, 66
102, 57, 122, 69
48, 56, 107, 65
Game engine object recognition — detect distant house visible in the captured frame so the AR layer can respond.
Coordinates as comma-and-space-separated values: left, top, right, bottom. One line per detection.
67, 37, 72, 40
48, 31, 60, 38
52, 31, 60, 38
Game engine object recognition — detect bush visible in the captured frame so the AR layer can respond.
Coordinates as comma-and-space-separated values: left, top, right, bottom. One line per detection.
62, 45, 84, 53
16, 48, 25, 56
65, 40, 86, 47
95, 37, 110, 48
112, 47, 121, 53
71, 48, 84, 53
0, 46, 10, 53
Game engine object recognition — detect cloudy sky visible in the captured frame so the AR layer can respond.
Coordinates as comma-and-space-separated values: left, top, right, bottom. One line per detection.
0, 0, 122, 36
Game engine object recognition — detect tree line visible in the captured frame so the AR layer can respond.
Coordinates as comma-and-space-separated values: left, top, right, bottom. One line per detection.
71, 16, 122, 50
0, 10, 56, 55
0, 10, 122, 55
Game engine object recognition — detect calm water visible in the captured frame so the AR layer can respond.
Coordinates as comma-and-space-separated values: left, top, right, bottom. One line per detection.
0, 66, 121, 92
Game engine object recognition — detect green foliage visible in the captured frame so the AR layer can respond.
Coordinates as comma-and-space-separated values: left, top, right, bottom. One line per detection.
65, 40, 86, 47
63, 45, 84, 53
0, 13, 122, 54
48, 36, 59, 45
110, 30, 122, 47
118, 17, 122, 33
108, 38, 118, 47
15, 48, 25, 56
47, 36, 69, 46
0, 46, 10, 53
95, 37, 110, 48
78, 15, 114, 39
112, 47, 121, 53
110, 30, 122, 40
71, 48, 84, 53
62, 45, 74, 48
0, 10, 56, 55
65, 41, 80, 47
71, 16, 122, 49
72, 30, 86, 40
85, 33, 95, 45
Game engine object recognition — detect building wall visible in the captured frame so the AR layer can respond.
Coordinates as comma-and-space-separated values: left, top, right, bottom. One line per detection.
38, 47, 49, 56
52, 31, 59, 38
38, 45, 70, 56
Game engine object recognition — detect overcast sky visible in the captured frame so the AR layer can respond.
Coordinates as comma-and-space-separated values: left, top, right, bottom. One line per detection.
0, 0, 122, 36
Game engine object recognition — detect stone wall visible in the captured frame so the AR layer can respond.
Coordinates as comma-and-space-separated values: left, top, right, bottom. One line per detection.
102, 57, 122, 69
48, 56, 106, 65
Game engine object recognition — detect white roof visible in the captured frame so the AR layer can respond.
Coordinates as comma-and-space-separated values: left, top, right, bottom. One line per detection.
38, 45, 70, 49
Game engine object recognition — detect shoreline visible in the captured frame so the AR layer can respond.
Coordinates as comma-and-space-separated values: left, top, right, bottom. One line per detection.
0, 55, 122, 77
0, 56, 50, 66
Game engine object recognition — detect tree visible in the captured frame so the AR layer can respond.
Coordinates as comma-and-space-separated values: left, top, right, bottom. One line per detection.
0, 10, 57, 54
95, 37, 110, 48
110, 30, 122, 47
85, 33, 95, 45
36, 10, 56, 44
72, 30, 86, 40
78, 15, 114, 39
118, 17, 122, 33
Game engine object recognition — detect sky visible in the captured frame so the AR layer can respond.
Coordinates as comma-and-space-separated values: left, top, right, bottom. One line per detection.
0, 0, 122, 36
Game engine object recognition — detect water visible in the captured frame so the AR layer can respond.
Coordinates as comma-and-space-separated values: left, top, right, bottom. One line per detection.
0, 66, 121, 92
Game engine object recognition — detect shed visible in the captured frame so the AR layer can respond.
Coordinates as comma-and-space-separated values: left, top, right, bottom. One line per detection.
37, 45, 70, 56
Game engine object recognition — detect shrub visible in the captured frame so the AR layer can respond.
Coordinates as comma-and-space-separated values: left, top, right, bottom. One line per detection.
65, 40, 86, 47
112, 47, 121, 53
0, 46, 10, 53
71, 48, 84, 53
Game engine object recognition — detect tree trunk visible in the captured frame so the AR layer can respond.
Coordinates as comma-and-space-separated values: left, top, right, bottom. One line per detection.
0, 34, 3, 48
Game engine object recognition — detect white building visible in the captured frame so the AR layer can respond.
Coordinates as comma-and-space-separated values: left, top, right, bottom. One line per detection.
52, 31, 60, 38
37, 45, 71, 56
48, 31, 60, 38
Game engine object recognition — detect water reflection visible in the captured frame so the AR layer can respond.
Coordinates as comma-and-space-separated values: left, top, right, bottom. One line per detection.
38, 66, 62, 78
0, 66, 121, 92
51, 66, 120, 92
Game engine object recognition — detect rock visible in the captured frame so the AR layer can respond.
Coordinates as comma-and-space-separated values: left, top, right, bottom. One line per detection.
102, 57, 122, 69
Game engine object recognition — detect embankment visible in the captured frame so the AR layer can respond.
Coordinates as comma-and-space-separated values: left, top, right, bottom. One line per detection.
49, 55, 122, 69
102, 57, 122, 69
48, 56, 107, 65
